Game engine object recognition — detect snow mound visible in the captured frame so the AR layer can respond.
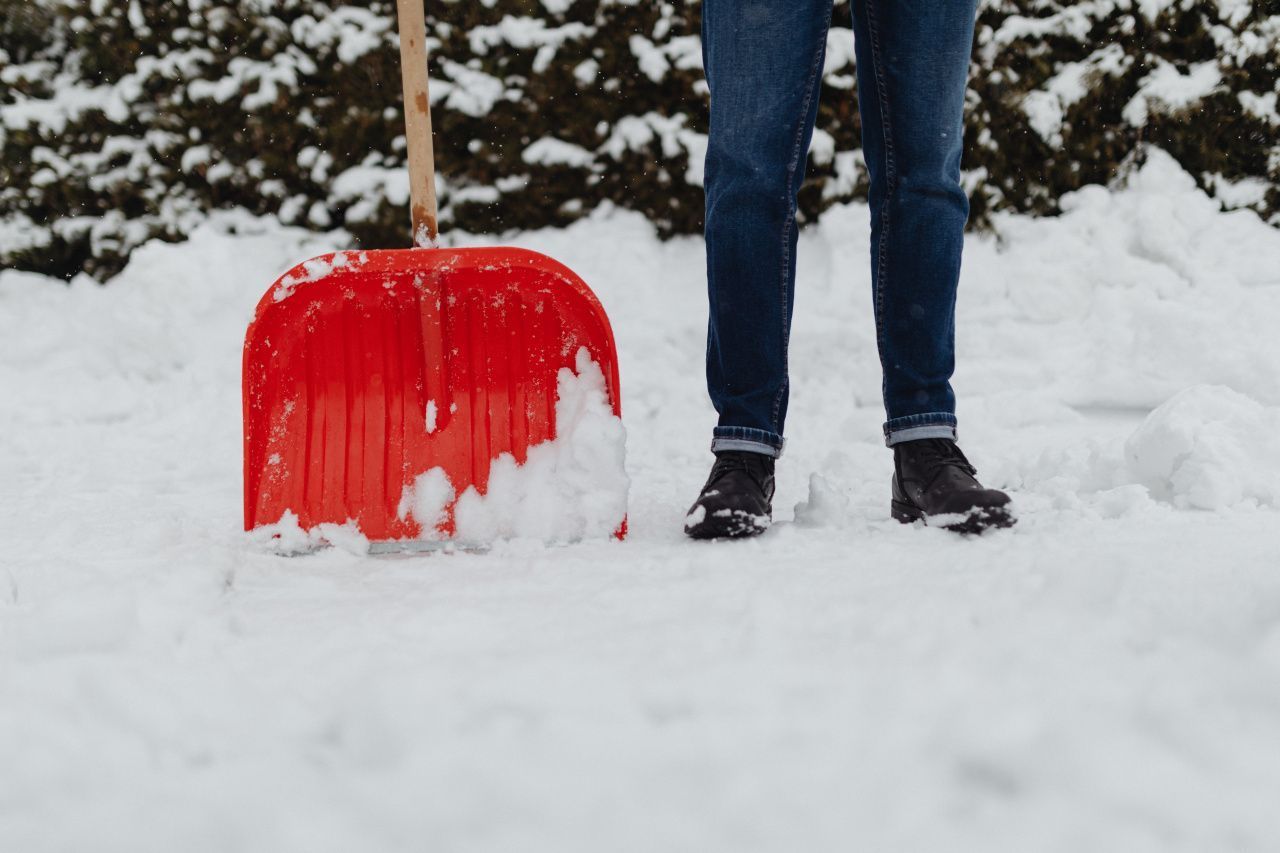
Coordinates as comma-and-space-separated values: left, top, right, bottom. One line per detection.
398, 348, 629, 544
1124, 385, 1280, 510
970, 148, 1280, 409
1014, 386, 1280, 513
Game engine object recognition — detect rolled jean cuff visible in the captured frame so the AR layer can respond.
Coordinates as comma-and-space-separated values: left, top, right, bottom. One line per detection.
711, 426, 785, 458
883, 413, 958, 447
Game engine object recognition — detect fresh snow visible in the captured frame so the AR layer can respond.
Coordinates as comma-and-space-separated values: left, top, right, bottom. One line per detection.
3, 150, 1280, 850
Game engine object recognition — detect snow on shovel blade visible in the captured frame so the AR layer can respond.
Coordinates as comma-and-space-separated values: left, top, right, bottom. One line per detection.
242, 246, 623, 544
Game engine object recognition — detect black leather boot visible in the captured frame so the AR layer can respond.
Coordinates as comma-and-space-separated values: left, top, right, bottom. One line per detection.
684, 451, 776, 539
891, 438, 1015, 533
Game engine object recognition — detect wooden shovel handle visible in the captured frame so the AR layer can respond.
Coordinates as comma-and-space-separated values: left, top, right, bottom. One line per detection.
395, 0, 437, 246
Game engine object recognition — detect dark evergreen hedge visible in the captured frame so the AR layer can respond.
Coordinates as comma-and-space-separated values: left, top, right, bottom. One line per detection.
2, 0, 1277, 281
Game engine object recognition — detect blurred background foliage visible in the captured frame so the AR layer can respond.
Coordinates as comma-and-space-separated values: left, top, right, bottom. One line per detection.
2, 0, 1278, 281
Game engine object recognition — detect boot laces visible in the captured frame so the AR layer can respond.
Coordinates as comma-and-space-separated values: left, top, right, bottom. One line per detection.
917, 439, 977, 476
710, 451, 772, 488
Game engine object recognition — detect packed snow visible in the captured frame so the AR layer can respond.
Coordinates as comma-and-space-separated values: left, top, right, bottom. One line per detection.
3, 149, 1280, 850
391, 350, 628, 546
451, 350, 629, 545
397, 468, 455, 542
250, 511, 372, 557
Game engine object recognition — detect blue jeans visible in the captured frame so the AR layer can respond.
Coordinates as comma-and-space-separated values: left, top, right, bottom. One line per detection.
703, 0, 977, 456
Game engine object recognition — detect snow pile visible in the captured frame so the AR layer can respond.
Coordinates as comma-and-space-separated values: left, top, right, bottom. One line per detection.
1011, 385, 1280, 515
398, 349, 629, 544
1125, 386, 1280, 510
960, 149, 1280, 410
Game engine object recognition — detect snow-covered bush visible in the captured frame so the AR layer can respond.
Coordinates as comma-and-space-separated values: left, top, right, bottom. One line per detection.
967, 0, 1280, 227
2, 0, 1278, 281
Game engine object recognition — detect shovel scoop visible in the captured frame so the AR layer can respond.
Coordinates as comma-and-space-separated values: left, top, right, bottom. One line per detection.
242, 0, 623, 545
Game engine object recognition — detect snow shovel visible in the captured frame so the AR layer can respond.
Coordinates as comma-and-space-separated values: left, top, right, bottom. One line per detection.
242, 0, 622, 547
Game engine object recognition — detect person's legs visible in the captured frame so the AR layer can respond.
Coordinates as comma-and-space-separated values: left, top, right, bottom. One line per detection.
850, 0, 977, 446
701, 0, 835, 459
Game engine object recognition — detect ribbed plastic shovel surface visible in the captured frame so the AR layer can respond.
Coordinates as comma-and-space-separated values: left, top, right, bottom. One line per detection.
242, 246, 622, 543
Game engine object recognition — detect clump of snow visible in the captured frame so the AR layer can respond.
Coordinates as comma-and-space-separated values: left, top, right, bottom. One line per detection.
290, 6, 393, 66
1022, 44, 1129, 146
330, 162, 411, 212
807, 128, 836, 167
390, 349, 627, 545
573, 58, 599, 85
452, 348, 628, 543
467, 16, 594, 59
522, 137, 597, 169
629, 34, 670, 83
425, 400, 439, 434
1125, 386, 1280, 510
397, 468, 456, 540
600, 112, 707, 186
0, 213, 54, 254
1238, 89, 1280, 127
434, 60, 514, 118
187, 53, 315, 113
271, 250, 368, 301
793, 473, 852, 528
315, 521, 373, 555
1213, 0, 1253, 26
250, 511, 371, 556
1123, 59, 1224, 126
1204, 172, 1274, 210
823, 28, 856, 84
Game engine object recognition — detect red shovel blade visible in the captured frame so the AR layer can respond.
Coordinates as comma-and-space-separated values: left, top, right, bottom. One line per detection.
242, 246, 622, 541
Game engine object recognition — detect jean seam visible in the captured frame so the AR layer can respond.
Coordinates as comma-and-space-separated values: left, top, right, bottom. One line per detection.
884, 413, 958, 428
770, 12, 831, 435
864, 0, 895, 410
714, 426, 779, 436
713, 426, 784, 448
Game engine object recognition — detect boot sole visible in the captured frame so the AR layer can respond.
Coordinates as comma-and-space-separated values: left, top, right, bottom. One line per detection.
892, 500, 1015, 534
685, 509, 771, 540
685, 525, 767, 541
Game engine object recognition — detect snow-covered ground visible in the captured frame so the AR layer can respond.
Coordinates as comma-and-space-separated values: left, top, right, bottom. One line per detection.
3, 150, 1280, 851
